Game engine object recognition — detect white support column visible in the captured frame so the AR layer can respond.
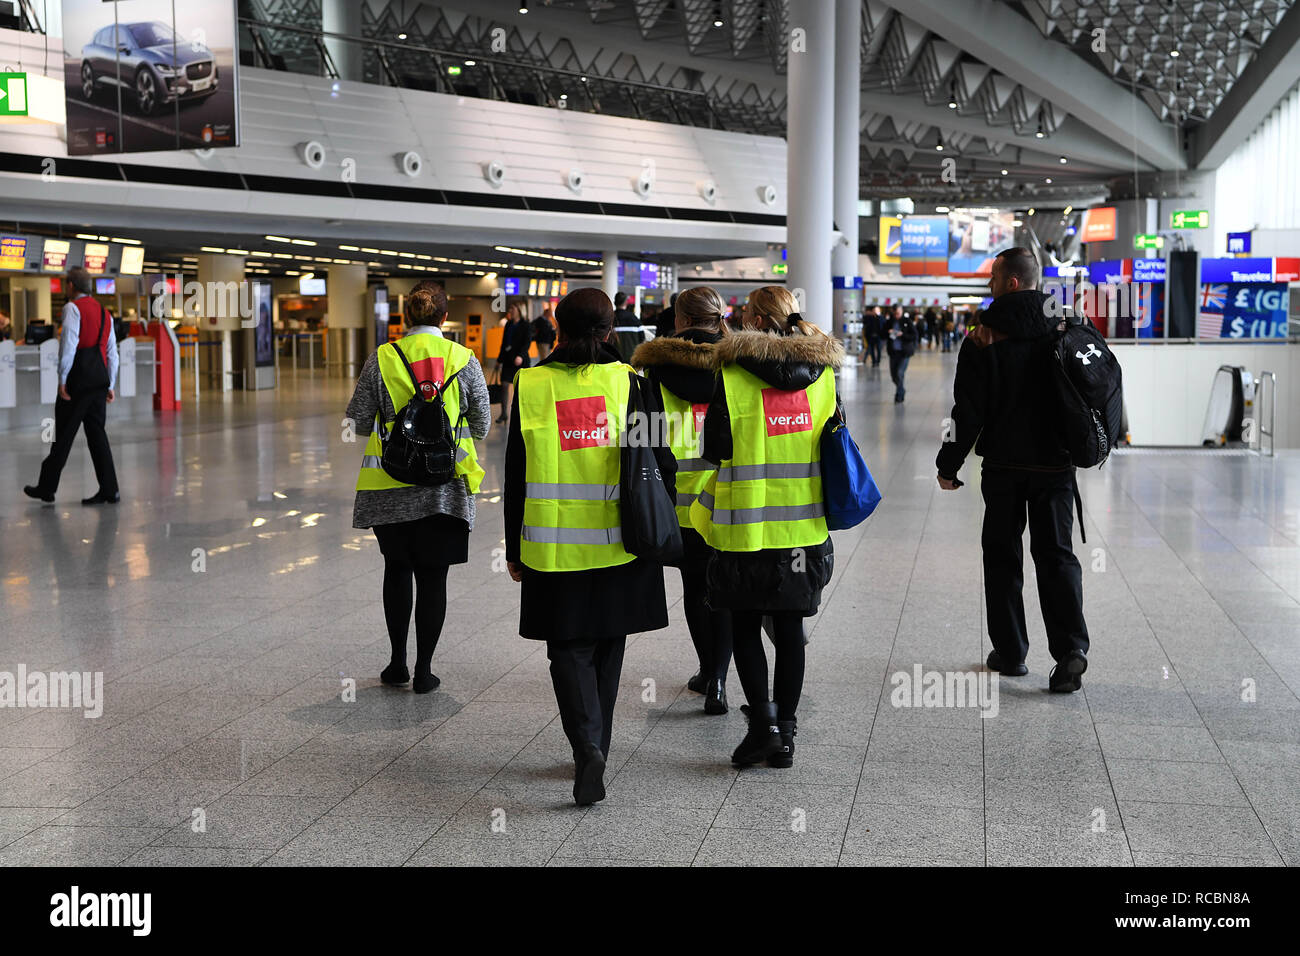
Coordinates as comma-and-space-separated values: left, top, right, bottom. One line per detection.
322, 0, 365, 83
602, 249, 619, 303
786, 0, 836, 333
831, 0, 862, 346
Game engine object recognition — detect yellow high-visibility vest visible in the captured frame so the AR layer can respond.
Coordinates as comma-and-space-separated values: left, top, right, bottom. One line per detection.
690, 364, 836, 551
356, 334, 485, 494
517, 361, 635, 572
658, 384, 715, 528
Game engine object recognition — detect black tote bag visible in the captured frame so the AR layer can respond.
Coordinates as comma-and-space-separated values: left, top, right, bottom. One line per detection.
68, 306, 112, 394
619, 374, 682, 564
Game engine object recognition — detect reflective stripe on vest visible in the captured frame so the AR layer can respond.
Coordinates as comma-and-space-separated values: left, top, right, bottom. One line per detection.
355, 334, 485, 494
518, 361, 636, 572
689, 362, 836, 552
658, 384, 715, 528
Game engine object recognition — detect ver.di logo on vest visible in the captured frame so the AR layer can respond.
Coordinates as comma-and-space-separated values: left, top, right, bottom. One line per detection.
556, 395, 610, 450
761, 388, 812, 437
411, 356, 445, 400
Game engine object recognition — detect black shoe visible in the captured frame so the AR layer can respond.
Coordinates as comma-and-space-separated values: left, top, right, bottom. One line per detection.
380, 662, 410, 686
495, 413, 508, 424
81, 492, 120, 505
732, 701, 783, 766
686, 672, 708, 694
703, 678, 728, 715
894, 395, 905, 404
23, 485, 54, 503
1049, 651, 1087, 693
986, 650, 1028, 677
768, 718, 796, 768
574, 742, 606, 806
413, 672, 441, 694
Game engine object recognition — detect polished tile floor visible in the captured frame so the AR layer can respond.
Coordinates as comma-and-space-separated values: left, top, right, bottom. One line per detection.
1, 350, 1297, 866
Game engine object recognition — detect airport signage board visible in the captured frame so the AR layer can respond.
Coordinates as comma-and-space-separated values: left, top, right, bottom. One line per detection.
1171, 209, 1209, 229
1131, 258, 1167, 283
119, 246, 145, 275
1087, 259, 1130, 285
82, 242, 110, 274
42, 238, 71, 271
1226, 232, 1251, 255
1133, 233, 1164, 250
1080, 207, 1117, 242
771, 262, 787, 276
1272, 258, 1300, 282
0, 235, 28, 270
0, 72, 28, 115
62, 0, 240, 155
1200, 257, 1273, 284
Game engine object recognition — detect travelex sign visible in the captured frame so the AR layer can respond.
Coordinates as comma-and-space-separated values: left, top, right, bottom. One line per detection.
1200, 258, 1287, 284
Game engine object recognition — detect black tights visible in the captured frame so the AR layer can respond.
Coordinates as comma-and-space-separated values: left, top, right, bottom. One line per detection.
731, 610, 805, 721
373, 524, 451, 678
682, 572, 733, 682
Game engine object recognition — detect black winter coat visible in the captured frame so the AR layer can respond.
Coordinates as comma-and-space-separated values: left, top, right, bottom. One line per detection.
504, 341, 676, 641
881, 316, 917, 356
697, 322, 844, 616
935, 289, 1071, 478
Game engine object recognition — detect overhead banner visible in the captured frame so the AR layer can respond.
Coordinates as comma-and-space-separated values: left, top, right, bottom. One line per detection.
62, 0, 239, 155
1080, 207, 1117, 243
878, 216, 901, 265
899, 216, 947, 276
948, 209, 1015, 277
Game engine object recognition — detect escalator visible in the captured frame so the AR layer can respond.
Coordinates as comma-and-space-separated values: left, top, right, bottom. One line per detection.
1201, 365, 1256, 446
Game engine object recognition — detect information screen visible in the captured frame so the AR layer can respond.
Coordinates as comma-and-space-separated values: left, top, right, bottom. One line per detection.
83, 242, 110, 274
0, 235, 28, 270
42, 238, 71, 272
119, 246, 145, 275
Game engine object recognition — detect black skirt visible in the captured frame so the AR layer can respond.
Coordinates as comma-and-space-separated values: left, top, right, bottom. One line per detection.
518, 557, 668, 642
372, 513, 470, 567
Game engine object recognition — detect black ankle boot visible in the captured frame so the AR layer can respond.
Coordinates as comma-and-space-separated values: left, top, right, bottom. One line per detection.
768, 718, 797, 768
380, 662, 410, 686
703, 678, 728, 715
574, 742, 606, 806
412, 671, 440, 694
731, 701, 782, 766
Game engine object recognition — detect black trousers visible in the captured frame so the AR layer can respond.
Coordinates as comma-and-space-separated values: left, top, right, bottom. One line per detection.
36, 388, 118, 497
887, 351, 911, 401
680, 529, 732, 682
865, 336, 882, 365
547, 637, 626, 760
980, 468, 1089, 665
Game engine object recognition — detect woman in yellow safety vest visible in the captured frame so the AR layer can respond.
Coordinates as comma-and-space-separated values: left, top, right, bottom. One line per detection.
631, 286, 733, 715
505, 287, 676, 806
690, 285, 843, 769
346, 283, 490, 694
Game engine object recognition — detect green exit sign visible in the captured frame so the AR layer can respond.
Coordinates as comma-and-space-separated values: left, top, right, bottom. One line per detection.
0, 73, 28, 116
771, 262, 788, 276
446, 65, 462, 76
1134, 233, 1165, 250
1171, 209, 1209, 229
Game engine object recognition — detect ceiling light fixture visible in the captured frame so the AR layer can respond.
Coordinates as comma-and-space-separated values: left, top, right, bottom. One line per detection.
1000, 168, 1008, 175
519, 0, 528, 12
397, 32, 407, 40
1059, 156, 1068, 164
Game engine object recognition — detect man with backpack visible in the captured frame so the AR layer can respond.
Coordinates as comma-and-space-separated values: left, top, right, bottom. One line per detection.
934, 247, 1090, 693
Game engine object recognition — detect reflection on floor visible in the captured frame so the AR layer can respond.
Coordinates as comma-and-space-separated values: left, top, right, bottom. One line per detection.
1, 355, 1297, 866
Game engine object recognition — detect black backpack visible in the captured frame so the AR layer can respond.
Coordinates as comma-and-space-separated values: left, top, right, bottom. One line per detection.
378, 343, 464, 487
1050, 313, 1124, 469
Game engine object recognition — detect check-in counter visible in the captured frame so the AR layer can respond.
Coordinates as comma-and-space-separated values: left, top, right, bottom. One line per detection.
0, 337, 157, 432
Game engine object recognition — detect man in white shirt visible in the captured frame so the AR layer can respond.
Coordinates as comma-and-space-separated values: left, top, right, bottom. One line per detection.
24, 266, 120, 505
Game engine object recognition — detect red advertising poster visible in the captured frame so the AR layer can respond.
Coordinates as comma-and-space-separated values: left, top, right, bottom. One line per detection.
1080, 207, 1117, 242
1273, 258, 1300, 282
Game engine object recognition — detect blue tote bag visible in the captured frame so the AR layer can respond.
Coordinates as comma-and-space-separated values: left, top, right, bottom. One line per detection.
820, 410, 882, 530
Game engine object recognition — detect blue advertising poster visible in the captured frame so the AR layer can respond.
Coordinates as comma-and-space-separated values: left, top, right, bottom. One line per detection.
1198, 283, 1289, 338
1200, 258, 1274, 284
1131, 258, 1167, 283
899, 216, 948, 276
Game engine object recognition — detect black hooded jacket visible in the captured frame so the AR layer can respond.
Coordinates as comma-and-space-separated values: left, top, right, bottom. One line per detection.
630, 326, 721, 405
695, 322, 844, 616
935, 289, 1070, 478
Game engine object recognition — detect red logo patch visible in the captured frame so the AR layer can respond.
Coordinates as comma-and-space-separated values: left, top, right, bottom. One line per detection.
761, 388, 812, 436
410, 356, 445, 400
692, 402, 709, 435
556, 395, 610, 450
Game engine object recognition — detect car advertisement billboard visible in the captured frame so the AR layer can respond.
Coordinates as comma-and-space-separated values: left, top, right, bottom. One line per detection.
948, 209, 1016, 277
899, 216, 947, 276
62, 0, 239, 155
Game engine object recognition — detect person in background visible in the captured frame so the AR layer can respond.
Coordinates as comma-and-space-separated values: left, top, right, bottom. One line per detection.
0, 307, 12, 341
654, 292, 679, 338
941, 310, 956, 352
612, 291, 638, 328
881, 305, 917, 404
935, 247, 1089, 693
346, 284, 490, 693
692, 285, 841, 769
861, 305, 882, 366
532, 306, 557, 361
631, 286, 733, 714
495, 303, 533, 426
24, 266, 120, 506
505, 288, 675, 805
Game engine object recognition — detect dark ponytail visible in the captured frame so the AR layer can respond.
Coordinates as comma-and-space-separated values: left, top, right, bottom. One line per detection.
555, 287, 614, 365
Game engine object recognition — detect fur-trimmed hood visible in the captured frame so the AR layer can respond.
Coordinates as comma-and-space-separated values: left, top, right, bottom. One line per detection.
713, 321, 843, 391
631, 328, 721, 403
